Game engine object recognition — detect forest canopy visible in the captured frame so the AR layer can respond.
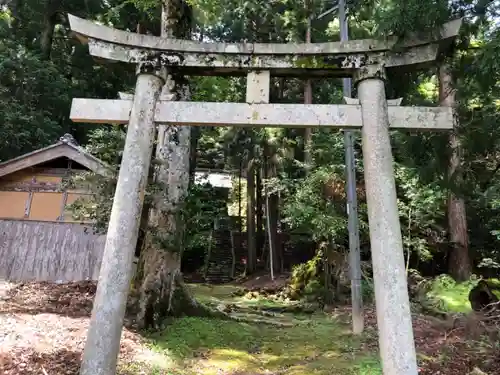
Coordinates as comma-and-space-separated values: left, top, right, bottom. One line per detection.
1, 0, 500, 314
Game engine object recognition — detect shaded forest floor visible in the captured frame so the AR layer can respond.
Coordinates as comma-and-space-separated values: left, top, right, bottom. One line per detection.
1, 279, 499, 375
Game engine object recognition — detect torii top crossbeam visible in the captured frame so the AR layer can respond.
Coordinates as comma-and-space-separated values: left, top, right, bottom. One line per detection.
68, 14, 461, 77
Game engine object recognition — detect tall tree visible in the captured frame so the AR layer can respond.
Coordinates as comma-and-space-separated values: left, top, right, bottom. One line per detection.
439, 62, 472, 281
303, 0, 313, 169
135, 0, 206, 329
246, 158, 257, 273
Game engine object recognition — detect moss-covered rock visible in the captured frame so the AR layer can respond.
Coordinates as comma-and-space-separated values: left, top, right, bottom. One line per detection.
468, 279, 500, 312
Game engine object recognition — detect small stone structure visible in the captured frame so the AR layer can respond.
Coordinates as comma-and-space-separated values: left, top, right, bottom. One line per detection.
67, 13, 462, 375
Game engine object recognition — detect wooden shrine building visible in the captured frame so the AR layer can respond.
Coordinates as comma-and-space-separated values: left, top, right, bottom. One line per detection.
0, 134, 232, 282
0, 134, 111, 282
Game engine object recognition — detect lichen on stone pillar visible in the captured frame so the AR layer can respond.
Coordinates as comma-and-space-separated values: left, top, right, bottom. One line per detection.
353, 63, 387, 86
354, 63, 419, 375
79, 65, 166, 375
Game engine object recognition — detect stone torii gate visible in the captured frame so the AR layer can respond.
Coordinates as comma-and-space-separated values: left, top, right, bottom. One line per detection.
67, 14, 461, 375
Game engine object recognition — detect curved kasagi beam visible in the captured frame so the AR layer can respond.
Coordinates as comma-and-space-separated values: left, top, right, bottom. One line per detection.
69, 14, 461, 55
68, 14, 462, 75
86, 38, 441, 75
69, 14, 391, 55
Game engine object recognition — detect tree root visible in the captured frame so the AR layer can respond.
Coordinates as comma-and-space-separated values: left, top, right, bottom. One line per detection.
187, 299, 295, 327
224, 313, 294, 328
209, 305, 294, 327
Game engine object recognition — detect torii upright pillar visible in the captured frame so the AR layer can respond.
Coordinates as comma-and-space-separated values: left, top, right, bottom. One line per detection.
356, 65, 417, 374
79, 67, 165, 375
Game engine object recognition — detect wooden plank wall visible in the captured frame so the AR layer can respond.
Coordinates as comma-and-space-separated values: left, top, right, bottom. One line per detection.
0, 219, 106, 282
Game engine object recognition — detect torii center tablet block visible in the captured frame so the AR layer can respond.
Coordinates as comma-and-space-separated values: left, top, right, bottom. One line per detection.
67, 13, 462, 375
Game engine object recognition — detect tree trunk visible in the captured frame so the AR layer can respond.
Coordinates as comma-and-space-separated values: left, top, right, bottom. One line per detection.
269, 162, 282, 274
238, 159, 243, 234
136, 111, 198, 328
137, 242, 200, 329
189, 126, 200, 186
136, 0, 202, 329
9, 0, 23, 35
265, 184, 274, 279
246, 161, 257, 273
255, 168, 264, 256
303, 80, 313, 168
439, 62, 472, 282
263, 144, 281, 274
303, 4, 313, 169
40, 0, 61, 60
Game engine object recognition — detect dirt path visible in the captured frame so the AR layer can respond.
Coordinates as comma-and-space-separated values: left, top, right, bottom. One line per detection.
0, 281, 150, 375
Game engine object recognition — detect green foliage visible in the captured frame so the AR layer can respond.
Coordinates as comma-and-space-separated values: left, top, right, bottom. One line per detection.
67, 127, 123, 232
0, 30, 69, 161
352, 357, 383, 375
489, 190, 500, 243
182, 183, 227, 253
283, 166, 349, 242
478, 257, 500, 270
362, 0, 450, 38
395, 165, 447, 261
361, 278, 375, 303
84, 127, 127, 166
0, 0, 132, 161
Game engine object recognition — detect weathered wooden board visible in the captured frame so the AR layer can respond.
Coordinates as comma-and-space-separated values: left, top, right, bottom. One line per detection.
0, 219, 106, 282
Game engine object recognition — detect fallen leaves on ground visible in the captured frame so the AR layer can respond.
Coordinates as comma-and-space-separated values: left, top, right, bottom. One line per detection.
0, 281, 150, 375
413, 314, 500, 375
336, 305, 500, 375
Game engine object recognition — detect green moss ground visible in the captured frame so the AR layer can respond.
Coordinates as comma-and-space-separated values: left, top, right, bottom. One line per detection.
121, 283, 382, 375
424, 275, 500, 313
426, 275, 476, 313
120, 276, 500, 375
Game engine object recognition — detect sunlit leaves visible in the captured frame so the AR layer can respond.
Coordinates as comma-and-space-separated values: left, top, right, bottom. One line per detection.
352, 0, 450, 38
282, 166, 351, 242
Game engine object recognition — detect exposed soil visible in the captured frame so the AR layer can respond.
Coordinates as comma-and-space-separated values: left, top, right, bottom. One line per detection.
0, 281, 149, 375
337, 305, 500, 375
235, 272, 290, 292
